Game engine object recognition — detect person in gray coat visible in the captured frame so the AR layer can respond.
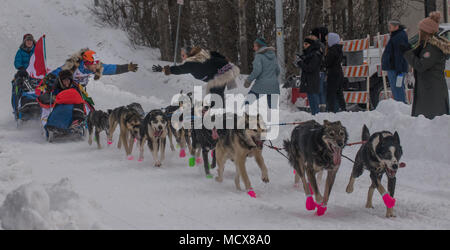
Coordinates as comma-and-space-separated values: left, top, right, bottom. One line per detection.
402, 11, 450, 119
245, 38, 280, 109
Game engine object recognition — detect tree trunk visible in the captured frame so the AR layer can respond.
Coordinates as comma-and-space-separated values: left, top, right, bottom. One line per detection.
347, 0, 354, 39
238, 0, 249, 74
157, 1, 173, 61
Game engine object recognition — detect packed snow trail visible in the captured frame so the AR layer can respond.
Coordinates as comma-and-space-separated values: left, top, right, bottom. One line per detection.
0, 0, 449, 229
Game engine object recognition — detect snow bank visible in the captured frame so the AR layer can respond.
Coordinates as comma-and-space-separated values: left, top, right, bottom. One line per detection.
0, 178, 103, 230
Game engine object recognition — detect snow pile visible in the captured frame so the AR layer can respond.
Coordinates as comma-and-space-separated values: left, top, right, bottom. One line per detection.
0, 178, 103, 230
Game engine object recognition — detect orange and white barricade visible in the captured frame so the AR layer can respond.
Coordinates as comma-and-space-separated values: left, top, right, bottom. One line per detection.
342, 36, 372, 110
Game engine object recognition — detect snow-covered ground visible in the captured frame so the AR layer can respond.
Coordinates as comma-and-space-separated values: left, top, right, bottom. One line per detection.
0, 0, 449, 230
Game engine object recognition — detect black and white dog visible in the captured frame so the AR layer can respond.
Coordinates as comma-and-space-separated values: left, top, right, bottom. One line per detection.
346, 125, 404, 218
139, 110, 169, 167
87, 110, 110, 149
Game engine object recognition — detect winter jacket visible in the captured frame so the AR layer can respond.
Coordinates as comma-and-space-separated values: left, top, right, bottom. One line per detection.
14, 44, 35, 70
49, 49, 131, 86
247, 47, 281, 95
297, 42, 322, 94
403, 36, 450, 119
165, 50, 240, 93
382, 28, 409, 73
325, 44, 344, 92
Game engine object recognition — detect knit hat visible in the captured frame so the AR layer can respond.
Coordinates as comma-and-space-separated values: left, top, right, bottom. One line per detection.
327, 33, 341, 47
255, 38, 268, 47
23, 34, 34, 42
419, 11, 441, 34
311, 27, 329, 43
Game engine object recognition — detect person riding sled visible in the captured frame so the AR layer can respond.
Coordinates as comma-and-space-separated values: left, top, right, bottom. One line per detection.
152, 47, 240, 108
43, 49, 139, 112
44, 70, 88, 139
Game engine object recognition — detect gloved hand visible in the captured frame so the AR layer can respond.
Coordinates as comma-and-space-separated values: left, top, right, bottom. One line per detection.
128, 62, 139, 72
399, 43, 412, 53
244, 80, 252, 88
294, 53, 304, 68
152, 65, 163, 73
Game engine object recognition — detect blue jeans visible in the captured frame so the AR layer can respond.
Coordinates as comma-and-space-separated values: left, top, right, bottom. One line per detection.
387, 71, 407, 104
307, 93, 320, 115
319, 72, 327, 105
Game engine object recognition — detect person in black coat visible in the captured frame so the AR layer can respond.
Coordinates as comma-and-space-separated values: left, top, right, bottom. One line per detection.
295, 37, 322, 115
325, 33, 346, 113
152, 47, 240, 108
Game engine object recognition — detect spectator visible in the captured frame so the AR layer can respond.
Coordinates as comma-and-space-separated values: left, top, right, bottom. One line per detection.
382, 20, 409, 103
294, 36, 322, 115
402, 11, 450, 119
311, 27, 329, 111
325, 33, 345, 113
244, 38, 281, 109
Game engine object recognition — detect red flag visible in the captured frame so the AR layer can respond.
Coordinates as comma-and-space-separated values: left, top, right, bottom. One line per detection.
27, 35, 48, 79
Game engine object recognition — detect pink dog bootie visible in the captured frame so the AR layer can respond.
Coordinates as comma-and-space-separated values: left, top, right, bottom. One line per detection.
107, 141, 113, 145
248, 188, 257, 198
316, 203, 327, 216
196, 158, 203, 165
179, 149, 186, 158
382, 193, 396, 208
127, 156, 135, 161
306, 195, 317, 211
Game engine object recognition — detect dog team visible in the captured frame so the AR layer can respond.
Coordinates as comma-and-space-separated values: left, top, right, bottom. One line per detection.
87, 96, 404, 218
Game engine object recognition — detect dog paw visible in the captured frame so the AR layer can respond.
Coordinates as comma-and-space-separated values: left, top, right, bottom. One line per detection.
127, 156, 135, 161
262, 177, 270, 183
316, 203, 327, 216
215, 177, 223, 183
170, 146, 176, 152
386, 208, 396, 218
365, 203, 374, 209
306, 196, 317, 211
138, 158, 144, 162
155, 161, 162, 167
107, 141, 113, 145
346, 185, 354, 194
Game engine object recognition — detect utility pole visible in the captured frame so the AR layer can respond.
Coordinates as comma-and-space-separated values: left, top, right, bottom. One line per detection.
299, 0, 306, 51
444, 0, 449, 23
174, 0, 184, 65
275, 0, 285, 82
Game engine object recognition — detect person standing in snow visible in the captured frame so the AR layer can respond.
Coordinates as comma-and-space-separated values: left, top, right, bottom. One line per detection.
382, 20, 409, 103
14, 34, 35, 71
402, 11, 450, 119
244, 38, 280, 109
325, 33, 346, 113
294, 36, 322, 115
311, 27, 329, 112
152, 47, 240, 108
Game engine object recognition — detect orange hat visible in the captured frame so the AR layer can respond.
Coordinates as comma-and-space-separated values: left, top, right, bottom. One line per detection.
83, 50, 100, 65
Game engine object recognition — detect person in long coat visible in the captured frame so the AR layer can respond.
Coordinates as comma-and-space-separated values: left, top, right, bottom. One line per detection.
402, 11, 450, 119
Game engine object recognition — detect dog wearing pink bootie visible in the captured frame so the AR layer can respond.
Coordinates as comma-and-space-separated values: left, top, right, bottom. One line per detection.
346, 125, 404, 218
284, 120, 348, 217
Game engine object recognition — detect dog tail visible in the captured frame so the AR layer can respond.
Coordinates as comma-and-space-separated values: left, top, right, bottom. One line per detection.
362, 125, 370, 141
